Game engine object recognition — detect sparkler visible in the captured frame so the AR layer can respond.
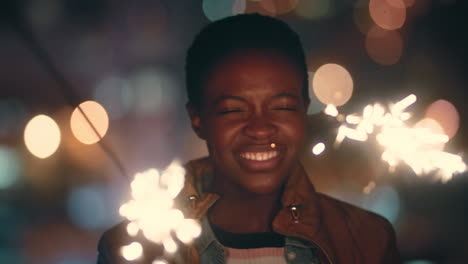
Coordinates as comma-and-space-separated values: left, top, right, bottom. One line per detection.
119, 160, 201, 262
324, 94, 466, 182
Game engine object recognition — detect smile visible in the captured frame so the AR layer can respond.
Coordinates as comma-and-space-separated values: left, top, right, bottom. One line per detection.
240, 151, 279, 161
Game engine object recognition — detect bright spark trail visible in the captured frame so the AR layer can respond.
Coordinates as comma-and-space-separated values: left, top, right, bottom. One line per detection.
325, 94, 466, 182
119, 161, 201, 263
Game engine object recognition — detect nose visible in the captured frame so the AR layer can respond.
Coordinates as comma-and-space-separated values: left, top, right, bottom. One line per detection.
243, 115, 277, 141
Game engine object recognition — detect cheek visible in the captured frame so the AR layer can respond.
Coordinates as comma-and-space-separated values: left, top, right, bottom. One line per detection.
279, 118, 307, 144
207, 120, 243, 154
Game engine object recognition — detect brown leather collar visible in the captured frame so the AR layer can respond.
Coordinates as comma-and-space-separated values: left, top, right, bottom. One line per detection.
178, 157, 335, 263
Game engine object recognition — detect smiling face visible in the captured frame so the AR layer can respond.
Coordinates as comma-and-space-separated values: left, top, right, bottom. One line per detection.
187, 49, 309, 195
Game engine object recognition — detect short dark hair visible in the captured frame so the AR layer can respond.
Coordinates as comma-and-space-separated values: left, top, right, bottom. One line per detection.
185, 13, 309, 109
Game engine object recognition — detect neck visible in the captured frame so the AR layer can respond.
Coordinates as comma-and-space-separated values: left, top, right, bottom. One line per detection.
208, 177, 283, 234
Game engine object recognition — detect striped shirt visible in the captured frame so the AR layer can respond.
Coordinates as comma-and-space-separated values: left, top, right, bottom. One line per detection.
211, 224, 287, 264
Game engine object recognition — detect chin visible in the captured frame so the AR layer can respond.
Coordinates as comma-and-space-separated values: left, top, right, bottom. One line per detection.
242, 180, 284, 196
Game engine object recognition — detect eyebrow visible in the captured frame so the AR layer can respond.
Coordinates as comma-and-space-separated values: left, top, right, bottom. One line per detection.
212, 95, 247, 106
271, 92, 300, 100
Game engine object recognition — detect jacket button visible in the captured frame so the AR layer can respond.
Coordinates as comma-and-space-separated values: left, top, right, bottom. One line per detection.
287, 251, 296, 260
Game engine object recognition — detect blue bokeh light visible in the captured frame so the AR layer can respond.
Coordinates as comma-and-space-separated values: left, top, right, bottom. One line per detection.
93, 76, 134, 120
202, 0, 238, 22
66, 185, 121, 230
0, 147, 21, 189
361, 185, 401, 224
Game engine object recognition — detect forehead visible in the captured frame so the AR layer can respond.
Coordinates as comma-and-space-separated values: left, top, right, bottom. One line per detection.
202, 49, 304, 101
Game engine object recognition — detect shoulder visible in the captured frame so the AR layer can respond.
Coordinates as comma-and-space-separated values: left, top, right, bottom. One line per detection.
316, 193, 400, 262
317, 193, 393, 230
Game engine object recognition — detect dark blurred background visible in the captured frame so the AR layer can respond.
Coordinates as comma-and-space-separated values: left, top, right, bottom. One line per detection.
0, 0, 467, 263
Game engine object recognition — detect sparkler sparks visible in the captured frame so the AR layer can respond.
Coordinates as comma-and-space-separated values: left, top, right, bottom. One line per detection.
326, 94, 466, 181
119, 161, 201, 261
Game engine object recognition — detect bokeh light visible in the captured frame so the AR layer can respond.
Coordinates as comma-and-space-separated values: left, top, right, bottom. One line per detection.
425, 99, 460, 139
93, 76, 134, 120
233, 0, 247, 15
0, 147, 21, 189
312, 142, 326, 155
312, 63, 354, 106
129, 67, 179, 117
203, 0, 242, 21
365, 26, 403, 65
369, 0, 406, 30
306, 72, 326, 114
153, 260, 168, 264
24, 115, 61, 159
0, 99, 27, 137
361, 185, 401, 223
67, 185, 119, 230
259, 0, 299, 16
295, 0, 331, 20
121, 242, 143, 261
70, 101, 109, 145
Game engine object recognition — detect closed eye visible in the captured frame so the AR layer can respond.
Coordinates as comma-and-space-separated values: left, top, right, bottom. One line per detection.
273, 107, 297, 111
218, 109, 245, 115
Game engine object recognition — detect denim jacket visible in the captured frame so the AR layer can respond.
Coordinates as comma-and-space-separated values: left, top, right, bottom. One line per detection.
195, 217, 320, 264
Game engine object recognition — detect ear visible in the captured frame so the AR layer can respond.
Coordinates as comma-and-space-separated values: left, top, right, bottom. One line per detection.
186, 103, 206, 140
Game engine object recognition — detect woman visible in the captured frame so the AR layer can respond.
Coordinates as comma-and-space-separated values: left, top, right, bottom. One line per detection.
98, 14, 400, 264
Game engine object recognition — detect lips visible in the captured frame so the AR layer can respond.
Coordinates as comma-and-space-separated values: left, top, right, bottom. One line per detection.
235, 145, 283, 171
240, 151, 279, 161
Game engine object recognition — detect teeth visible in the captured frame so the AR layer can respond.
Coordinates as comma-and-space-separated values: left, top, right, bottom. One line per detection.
240, 151, 279, 161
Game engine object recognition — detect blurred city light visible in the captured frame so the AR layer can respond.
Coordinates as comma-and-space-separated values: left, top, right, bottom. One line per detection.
152, 260, 168, 264
233, 0, 247, 15
67, 185, 118, 230
295, 0, 331, 20
203, 0, 243, 21
70, 101, 109, 145
0, 99, 27, 137
306, 72, 327, 114
369, 0, 406, 30
24, 115, 61, 159
259, 0, 298, 16
93, 76, 134, 120
425, 99, 460, 139
312, 142, 326, 155
361, 185, 400, 223
129, 67, 179, 117
312, 63, 354, 106
365, 26, 403, 65
0, 147, 21, 189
